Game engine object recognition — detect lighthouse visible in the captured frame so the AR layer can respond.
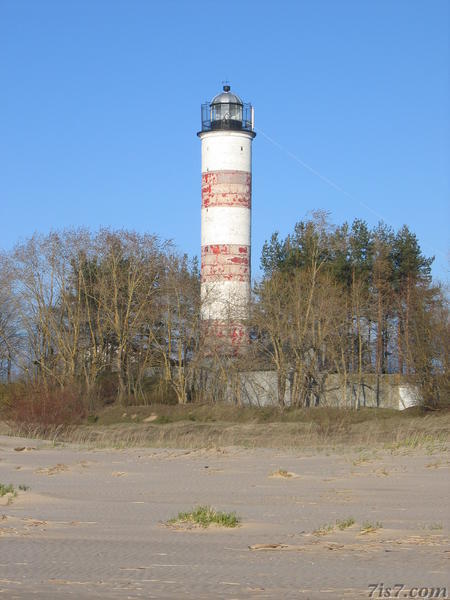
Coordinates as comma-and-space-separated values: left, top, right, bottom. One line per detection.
198, 85, 255, 350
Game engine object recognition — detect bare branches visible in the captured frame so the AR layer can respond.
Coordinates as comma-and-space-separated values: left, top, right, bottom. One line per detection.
2, 229, 201, 406
0, 215, 446, 411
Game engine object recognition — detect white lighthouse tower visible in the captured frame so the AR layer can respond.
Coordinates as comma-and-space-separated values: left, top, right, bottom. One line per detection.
198, 85, 255, 350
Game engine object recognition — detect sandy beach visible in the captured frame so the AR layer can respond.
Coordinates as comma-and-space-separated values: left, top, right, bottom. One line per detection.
0, 435, 448, 599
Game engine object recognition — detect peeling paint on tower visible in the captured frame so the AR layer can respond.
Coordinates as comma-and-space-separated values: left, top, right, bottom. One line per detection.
202, 171, 251, 209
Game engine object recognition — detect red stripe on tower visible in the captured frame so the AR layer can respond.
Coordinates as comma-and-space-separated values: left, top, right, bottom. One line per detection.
201, 244, 250, 282
202, 171, 251, 209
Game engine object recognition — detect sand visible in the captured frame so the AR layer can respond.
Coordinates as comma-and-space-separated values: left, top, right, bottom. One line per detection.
0, 435, 448, 599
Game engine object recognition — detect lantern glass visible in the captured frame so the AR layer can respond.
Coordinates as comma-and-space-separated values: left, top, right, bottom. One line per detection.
211, 101, 243, 123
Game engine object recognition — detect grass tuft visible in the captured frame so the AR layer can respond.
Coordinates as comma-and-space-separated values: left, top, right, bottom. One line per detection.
0, 483, 17, 504
360, 521, 383, 534
336, 517, 355, 530
0, 483, 16, 497
313, 522, 334, 536
385, 433, 447, 454
352, 454, 372, 466
314, 516, 356, 535
270, 468, 293, 478
168, 505, 240, 528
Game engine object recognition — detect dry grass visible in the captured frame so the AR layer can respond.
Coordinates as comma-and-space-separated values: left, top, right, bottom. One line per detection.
360, 521, 383, 535
313, 517, 355, 536
270, 469, 294, 478
1, 405, 448, 451
84, 403, 410, 426
336, 517, 355, 530
313, 523, 334, 536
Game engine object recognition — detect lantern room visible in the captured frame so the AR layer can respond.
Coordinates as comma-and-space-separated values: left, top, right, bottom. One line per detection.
199, 85, 255, 135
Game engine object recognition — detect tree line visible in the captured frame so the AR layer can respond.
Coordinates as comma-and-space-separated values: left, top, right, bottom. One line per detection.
0, 213, 448, 420
0, 230, 201, 412
254, 211, 447, 407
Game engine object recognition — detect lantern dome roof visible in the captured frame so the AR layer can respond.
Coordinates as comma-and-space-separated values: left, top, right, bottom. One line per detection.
211, 85, 243, 105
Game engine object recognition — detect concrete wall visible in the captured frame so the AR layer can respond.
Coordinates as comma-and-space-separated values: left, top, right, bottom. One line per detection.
237, 371, 422, 410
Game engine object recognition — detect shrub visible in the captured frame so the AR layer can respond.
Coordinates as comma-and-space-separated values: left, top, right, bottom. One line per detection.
2, 383, 85, 434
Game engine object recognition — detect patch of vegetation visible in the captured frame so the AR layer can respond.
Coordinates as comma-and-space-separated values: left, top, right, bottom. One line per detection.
2, 383, 85, 434
313, 522, 334, 536
386, 433, 447, 453
313, 517, 355, 535
168, 505, 240, 528
360, 521, 383, 534
336, 517, 355, 530
375, 467, 390, 477
155, 415, 172, 425
9, 399, 448, 450
271, 468, 293, 478
0, 483, 17, 498
428, 522, 443, 531
91, 403, 416, 427
18, 484, 30, 491
352, 453, 372, 466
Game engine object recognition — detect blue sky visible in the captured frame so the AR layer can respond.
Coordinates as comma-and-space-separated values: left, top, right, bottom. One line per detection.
1, 0, 449, 280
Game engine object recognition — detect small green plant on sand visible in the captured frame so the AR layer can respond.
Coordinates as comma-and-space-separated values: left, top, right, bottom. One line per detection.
313, 517, 355, 535
0, 483, 16, 497
360, 521, 382, 534
168, 505, 240, 528
336, 517, 355, 530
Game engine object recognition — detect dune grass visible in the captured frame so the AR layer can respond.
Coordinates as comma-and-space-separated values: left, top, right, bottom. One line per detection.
360, 521, 383, 534
0, 483, 16, 497
313, 522, 335, 536
1, 404, 448, 451
168, 506, 240, 528
336, 517, 356, 530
